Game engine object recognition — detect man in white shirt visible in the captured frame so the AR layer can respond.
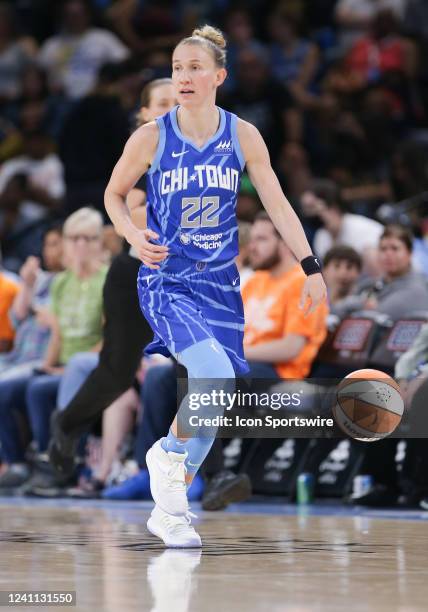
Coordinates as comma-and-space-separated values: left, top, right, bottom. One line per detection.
0, 130, 65, 271
0, 130, 65, 217
301, 179, 384, 276
0, 133, 64, 197
38, 0, 129, 99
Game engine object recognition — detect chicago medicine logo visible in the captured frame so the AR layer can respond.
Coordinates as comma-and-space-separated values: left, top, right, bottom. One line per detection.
180, 233, 191, 245
214, 140, 233, 154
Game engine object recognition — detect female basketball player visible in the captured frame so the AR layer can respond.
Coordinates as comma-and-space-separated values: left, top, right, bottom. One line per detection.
104, 25, 327, 548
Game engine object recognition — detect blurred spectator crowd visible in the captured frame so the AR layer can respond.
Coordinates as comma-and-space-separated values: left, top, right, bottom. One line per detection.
0, 0, 428, 509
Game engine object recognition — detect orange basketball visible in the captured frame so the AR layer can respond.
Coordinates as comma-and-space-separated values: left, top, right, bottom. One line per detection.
332, 368, 404, 442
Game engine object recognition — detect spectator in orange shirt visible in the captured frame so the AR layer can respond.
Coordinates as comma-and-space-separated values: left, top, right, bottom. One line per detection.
0, 269, 20, 352
242, 212, 328, 379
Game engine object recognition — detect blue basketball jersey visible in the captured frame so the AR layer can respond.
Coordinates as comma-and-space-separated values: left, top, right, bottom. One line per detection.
145, 105, 245, 264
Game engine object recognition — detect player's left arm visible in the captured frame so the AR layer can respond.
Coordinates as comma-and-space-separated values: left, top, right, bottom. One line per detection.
237, 119, 327, 314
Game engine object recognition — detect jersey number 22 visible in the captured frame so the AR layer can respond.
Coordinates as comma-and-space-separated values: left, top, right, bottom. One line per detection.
181, 196, 220, 228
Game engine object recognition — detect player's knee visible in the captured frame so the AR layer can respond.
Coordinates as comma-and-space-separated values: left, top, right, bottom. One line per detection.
179, 338, 235, 380
210, 343, 235, 380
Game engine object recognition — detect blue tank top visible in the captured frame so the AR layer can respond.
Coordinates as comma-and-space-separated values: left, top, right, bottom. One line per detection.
145, 105, 245, 263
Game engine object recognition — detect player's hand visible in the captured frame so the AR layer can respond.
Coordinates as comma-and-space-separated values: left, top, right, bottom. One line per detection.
129, 228, 169, 269
299, 273, 327, 316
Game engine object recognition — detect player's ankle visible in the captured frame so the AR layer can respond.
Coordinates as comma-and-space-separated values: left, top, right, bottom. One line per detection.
161, 430, 188, 454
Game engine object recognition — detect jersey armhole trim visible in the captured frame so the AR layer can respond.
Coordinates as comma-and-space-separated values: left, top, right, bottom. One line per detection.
147, 117, 165, 175
231, 113, 245, 171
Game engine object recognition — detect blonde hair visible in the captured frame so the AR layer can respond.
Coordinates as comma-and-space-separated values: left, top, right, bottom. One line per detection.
63, 207, 103, 237
177, 24, 227, 68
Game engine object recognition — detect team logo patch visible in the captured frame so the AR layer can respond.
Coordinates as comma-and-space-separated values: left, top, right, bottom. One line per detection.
180, 233, 191, 245
214, 140, 233, 154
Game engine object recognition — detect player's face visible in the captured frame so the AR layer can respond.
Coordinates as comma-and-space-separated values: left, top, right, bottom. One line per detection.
141, 83, 176, 123
248, 220, 281, 270
172, 43, 226, 107
378, 236, 411, 277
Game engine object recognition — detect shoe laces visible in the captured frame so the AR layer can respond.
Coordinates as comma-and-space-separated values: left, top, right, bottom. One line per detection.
162, 510, 198, 536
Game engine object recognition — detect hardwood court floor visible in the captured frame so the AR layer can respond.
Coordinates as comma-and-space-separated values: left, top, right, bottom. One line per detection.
0, 498, 427, 612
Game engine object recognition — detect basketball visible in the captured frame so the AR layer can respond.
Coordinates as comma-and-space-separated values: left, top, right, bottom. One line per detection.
332, 368, 404, 442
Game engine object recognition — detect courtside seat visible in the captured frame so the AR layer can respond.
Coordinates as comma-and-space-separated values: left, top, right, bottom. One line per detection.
311, 310, 393, 379
368, 310, 428, 373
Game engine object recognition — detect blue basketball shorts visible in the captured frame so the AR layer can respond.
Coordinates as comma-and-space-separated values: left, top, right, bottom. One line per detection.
137, 256, 249, 376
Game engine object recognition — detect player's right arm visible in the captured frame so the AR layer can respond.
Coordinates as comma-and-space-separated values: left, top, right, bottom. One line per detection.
127, 188, 147, 229
104, 122, 169, 268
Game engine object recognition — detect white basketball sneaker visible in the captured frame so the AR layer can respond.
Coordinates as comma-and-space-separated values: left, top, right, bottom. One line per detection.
147, 505, 202, 548
146, 439, 189, 515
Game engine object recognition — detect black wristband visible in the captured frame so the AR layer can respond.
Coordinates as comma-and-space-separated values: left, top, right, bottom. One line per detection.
301, 255, 322, 276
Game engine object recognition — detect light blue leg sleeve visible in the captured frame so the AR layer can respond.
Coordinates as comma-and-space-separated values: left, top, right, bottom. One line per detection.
177, 337, 235, 380
174, 338, 235, 475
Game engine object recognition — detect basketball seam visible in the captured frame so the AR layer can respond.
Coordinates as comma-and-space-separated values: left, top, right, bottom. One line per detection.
333, 404, 395, 438
337, 394, 404, 417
